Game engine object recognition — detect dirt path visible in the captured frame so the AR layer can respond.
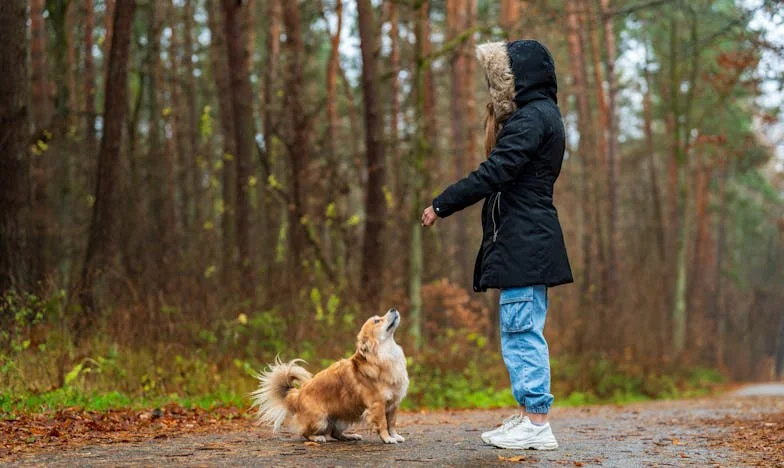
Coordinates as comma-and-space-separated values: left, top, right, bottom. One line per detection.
7, 387, 783, 467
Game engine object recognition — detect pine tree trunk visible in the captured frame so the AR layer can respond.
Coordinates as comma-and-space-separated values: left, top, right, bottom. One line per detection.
599, 0, 620, 302
78, 0, 137, 318
642, 42, 665, 261
31, 0, 51, 130
357, 0, 388, 311
84, 0, 97, 148
103, 0, 116, 78
66, 2, 78, 126
262, 0, 280, 150
246, 0, 256, 69
207, 0, 237, 288
167, 0, 192, 235
447, 0, 476, 287
500, 0, 522, 36
387, 0, 400, 197
29, 0, 52, 285
326, 0, 343, 178
145, 0, 168, 270
713, 159, 729, 369
183, 0, 201, 230
222, 0, 256, 297
566, 1, 595, 311
0, 0, 30, 296
280, 0, 309, 280
408, 0, 433, 350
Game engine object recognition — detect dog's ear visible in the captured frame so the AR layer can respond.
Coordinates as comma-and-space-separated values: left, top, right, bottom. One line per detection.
357, 332, 376, 357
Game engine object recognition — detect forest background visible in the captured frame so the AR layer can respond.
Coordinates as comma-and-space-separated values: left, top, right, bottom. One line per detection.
1, 0, 783, 414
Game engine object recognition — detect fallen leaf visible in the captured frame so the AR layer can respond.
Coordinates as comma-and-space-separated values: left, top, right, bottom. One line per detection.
304, 441, 321, 447
498, 455, 527, 462
574, 462, 584, 467
680, 453, 690, 458
672, 438, 681, 445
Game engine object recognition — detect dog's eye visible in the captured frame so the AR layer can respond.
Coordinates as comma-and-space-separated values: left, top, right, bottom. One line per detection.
373, 318, 381, 324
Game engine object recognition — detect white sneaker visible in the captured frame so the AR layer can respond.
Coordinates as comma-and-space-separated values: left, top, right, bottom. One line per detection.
488, 418, 559, 450
481, 415, 527, 444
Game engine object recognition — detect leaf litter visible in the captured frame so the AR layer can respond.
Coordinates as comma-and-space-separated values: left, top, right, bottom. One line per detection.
0, 403, 250, 460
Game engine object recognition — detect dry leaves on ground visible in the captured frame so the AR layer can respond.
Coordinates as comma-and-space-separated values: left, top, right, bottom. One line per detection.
0, 404, 251, 460
704, 411, 784, 467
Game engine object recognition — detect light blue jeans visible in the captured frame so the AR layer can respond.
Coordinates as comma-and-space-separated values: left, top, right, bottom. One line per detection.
499, 285, 553, 414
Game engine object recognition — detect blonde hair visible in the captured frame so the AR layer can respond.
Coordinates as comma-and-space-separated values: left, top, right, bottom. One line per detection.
484, 102, 501, 157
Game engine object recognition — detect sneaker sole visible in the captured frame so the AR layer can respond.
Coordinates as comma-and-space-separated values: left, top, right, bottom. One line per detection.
491, 440, 559, 451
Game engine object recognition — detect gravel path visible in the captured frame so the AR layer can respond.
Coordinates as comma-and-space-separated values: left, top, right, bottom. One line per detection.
10, 385, 783, 467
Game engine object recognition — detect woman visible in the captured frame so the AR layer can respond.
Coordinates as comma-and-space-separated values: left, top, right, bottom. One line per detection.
421, 40, 572, 450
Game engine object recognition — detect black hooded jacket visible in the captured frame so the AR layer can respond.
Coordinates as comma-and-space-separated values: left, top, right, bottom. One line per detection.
432, 40, 573, 291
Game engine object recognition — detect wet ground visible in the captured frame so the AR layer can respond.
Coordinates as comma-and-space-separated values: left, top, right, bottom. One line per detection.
8, 385, 784, 467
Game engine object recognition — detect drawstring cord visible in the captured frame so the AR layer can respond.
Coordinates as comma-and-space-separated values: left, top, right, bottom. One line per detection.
492, 192, 501, 242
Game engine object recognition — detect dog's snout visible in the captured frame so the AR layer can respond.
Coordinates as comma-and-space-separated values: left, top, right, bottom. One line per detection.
388, 307, 399, 315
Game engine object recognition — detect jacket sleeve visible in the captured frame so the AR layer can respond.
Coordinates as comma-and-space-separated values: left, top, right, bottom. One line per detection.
432, 108, 542, 218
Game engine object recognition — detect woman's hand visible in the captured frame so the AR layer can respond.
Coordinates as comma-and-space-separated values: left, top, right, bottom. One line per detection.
421, 206, 437, 227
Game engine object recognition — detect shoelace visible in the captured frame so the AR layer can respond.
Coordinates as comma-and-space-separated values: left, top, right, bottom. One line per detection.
499, 414, 525, 430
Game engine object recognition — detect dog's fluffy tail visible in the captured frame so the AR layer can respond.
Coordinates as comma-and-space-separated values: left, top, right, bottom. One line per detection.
250, 358, 312, 431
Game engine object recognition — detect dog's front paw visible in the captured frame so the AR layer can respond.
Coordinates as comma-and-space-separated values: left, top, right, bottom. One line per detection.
307, 435, 327, 443
380, 434, 398, 444
391, 432, 405, 442
341, 433, 363, 441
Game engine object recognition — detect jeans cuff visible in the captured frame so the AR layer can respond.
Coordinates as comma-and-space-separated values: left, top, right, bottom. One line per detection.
525, 405, 550, 414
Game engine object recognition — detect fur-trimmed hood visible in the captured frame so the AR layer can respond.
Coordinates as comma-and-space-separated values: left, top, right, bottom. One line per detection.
476, 40, 558, 122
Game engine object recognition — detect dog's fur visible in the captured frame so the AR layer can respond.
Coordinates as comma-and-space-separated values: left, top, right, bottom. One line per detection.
251, 308, 409, 444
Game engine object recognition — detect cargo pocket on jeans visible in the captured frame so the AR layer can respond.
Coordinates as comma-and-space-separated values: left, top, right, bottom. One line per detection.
499, 288, 534, 333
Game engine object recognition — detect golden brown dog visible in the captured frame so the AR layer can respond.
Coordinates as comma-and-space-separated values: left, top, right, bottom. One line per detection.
251, 308, 409, 443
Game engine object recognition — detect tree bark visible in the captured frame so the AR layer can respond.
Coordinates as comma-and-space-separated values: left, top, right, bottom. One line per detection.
145, 0, 170, 274
262, 0, 280, 152
31, 0, 51, 130
245, 0, 256, 71
500, 0, 522, 36
0, 0, 30, 295
326, 0, 343, 178
599, 0, 620, 302
408, 0, 431, 351
222, 0, 256, 297
387, 0, 400, 196
259, 0, 281, 270
29, 0, 52, 285
66, 1, 78, 126
207, 0, 237, 287
103, 0, 116, 78
357, 0, 388, 311
84, 0, 97, 148
78, 0, 137, 317
566, 1, 595, 308
642, 41, 665, 261
280, 0, 310, 279
182, 0, 201, 229
447, 0, 477, 286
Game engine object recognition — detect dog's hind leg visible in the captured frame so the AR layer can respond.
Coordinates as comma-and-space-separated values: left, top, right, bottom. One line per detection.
367, 401, 396, 444
386, 407, 405, 442
330, 420, 363, 441
296, 412, 329, 443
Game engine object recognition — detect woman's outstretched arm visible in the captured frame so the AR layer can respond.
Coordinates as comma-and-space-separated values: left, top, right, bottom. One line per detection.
429, 108, 542, 220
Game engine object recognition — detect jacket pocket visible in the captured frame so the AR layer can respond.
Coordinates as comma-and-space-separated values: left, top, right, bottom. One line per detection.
499, 287, 534, 333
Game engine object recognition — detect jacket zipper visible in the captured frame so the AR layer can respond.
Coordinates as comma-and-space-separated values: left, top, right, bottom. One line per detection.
491, 192, 501, 242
